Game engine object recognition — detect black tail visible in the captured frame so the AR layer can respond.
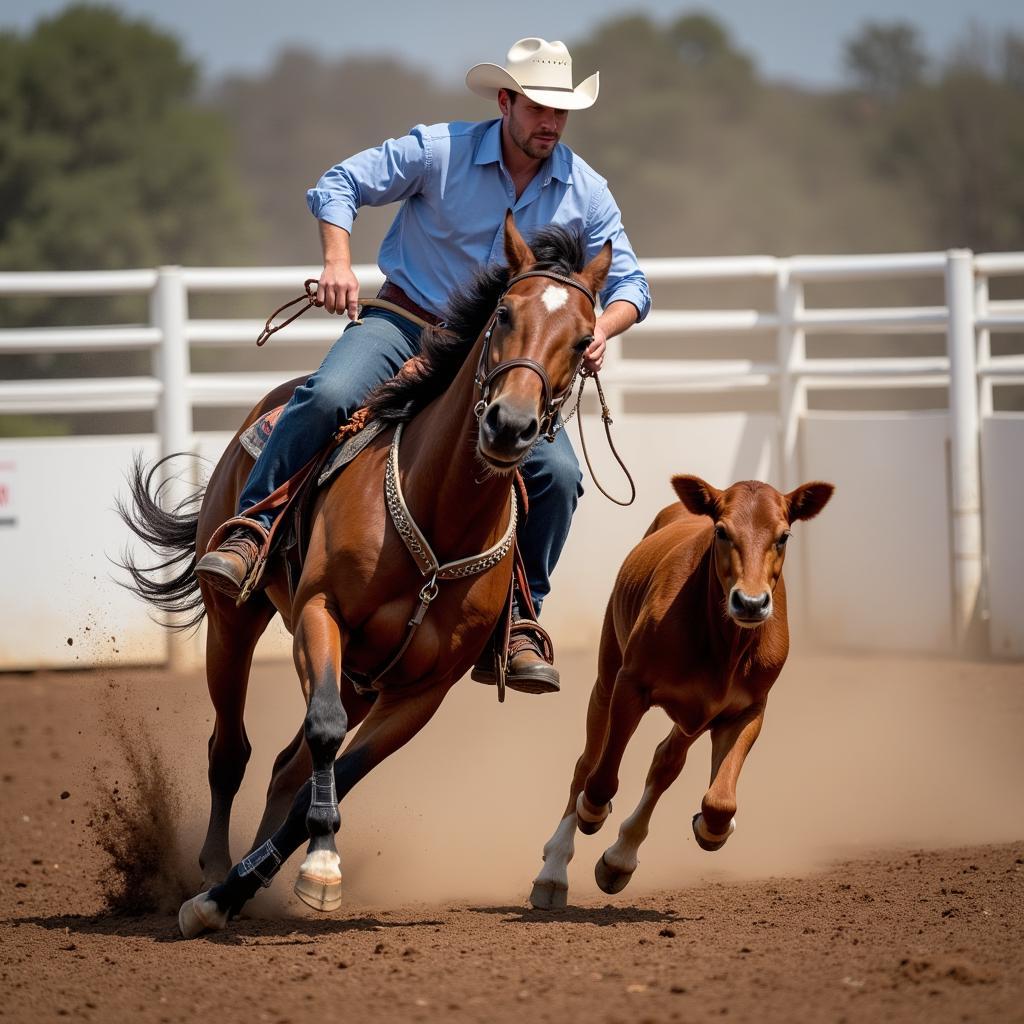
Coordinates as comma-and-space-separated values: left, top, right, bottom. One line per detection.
115, 453, 208, 631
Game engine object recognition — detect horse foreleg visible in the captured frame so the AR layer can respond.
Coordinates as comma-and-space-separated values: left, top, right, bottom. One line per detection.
179, 680, 452, 937
596, 725, 695, 894
198, 594, 275, 886
253, 684, 376, 849
693, 704, 766, 851
291, 595, 349, 912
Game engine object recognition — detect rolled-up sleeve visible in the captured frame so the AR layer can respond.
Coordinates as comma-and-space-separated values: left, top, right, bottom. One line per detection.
585, 186, 651, 321
306, 125, 433, 233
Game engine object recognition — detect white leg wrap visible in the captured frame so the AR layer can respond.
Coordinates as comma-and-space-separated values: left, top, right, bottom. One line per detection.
695, 814, 736, 844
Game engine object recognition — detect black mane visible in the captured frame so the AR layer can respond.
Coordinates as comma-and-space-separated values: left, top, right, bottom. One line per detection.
363, 225, 587, 424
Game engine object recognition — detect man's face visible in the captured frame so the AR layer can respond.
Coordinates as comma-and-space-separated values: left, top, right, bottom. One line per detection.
500, 91, 569, 160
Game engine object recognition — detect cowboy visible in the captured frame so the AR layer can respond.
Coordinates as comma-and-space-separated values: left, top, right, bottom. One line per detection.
196, 38, 651, 694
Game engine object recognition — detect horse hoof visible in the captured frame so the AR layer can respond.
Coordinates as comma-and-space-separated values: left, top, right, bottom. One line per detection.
575, 792, 611, 835
294, 850, 343, 912
529, 880, 568, 911
178, 891, 228, 939
594, 854, 635, 895
692, 812, 736, 852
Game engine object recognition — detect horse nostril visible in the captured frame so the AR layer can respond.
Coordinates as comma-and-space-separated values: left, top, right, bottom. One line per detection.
518, 416, 539, 443
731, 589, 771, 617
483, 403, 502, 436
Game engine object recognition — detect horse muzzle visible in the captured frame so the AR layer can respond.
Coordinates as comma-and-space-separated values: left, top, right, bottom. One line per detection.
477, 397, 541, 467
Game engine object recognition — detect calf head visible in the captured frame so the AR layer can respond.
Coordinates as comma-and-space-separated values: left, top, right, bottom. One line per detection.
672, 475, 834, 628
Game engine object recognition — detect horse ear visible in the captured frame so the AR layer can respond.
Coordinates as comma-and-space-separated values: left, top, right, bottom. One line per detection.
579, 240, 613, 297
786, 481, 834, 522
503, 210, 535, 275
671, 475, 722, 519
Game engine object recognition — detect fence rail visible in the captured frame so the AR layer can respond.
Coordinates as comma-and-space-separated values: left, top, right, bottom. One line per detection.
2, 249, 1023, 661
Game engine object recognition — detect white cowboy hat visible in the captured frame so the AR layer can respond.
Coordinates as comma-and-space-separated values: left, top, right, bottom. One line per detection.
466, 38, 599, 111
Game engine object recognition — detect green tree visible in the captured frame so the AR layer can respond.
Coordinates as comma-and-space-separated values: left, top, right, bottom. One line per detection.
844, 22, 928, 99
0, 4, 253, 276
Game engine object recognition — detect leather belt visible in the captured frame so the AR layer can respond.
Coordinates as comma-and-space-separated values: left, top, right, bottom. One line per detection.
377, 282, 443, 327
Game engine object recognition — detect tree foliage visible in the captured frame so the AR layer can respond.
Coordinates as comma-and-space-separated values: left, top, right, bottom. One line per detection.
0, 4, 253, 274
844, 22, 928, 99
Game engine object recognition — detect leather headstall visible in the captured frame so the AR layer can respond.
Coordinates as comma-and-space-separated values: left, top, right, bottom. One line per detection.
473, 270, 596, 442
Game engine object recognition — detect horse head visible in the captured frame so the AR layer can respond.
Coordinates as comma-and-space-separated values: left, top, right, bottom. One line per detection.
672, 475, 834, 628
474, 211, 612, 469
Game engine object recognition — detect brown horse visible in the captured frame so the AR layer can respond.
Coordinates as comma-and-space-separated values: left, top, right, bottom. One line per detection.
120, 213, 611, 937
529, 473, 833, 909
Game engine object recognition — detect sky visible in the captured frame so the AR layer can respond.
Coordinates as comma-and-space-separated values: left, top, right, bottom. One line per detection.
3, 0, 1023, 89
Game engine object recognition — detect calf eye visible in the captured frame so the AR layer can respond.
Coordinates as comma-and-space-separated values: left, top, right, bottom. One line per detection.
714, 525, 730, 543
775, 533, 791, 549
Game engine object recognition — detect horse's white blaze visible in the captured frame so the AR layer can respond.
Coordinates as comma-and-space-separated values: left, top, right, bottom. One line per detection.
533, 813, 577, 889
299, 848, 342, 882
602, 784, 657, 874
540, 284, 569, 313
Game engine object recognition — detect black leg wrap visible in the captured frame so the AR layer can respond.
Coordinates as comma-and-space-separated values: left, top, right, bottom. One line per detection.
237, 839, 282, 888
311, 768, 337, 809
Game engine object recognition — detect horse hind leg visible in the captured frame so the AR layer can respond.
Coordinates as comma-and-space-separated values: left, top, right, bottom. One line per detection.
596, 725, 694, 895
198, 593, 275, 887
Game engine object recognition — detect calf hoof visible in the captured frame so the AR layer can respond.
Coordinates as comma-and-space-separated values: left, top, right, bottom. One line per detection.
178, 891, 229, 939
529, 879, 568, 911
594, 854, 635, 895
294, 850, 343, 912
692, 812, 736, 852
575, 792, 611, 836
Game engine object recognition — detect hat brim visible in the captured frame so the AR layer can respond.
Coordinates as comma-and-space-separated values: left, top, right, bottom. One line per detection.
465, 64, 599, 111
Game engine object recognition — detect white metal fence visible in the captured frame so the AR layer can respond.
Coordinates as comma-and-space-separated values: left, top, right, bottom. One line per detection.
1, 250, 1022, 668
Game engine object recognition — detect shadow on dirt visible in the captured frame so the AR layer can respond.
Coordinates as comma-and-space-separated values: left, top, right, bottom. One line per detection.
5, 911, 446, 942
468, 905, 691, 926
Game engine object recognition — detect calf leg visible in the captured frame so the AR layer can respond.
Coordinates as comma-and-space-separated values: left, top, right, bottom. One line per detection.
530, 626, 621, 910
693, 705, 765, 851
580, 670, 648, 825
179, 680, 451, 938
596, 725, 695, 894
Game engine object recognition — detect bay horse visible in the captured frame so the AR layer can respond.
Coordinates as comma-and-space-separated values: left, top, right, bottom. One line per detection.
120, 213, 611, 937
529, 473, 833, 909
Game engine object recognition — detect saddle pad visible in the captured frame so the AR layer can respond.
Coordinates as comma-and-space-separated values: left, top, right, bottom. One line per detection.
239, 405, 285, 459
318, 418, 386, 486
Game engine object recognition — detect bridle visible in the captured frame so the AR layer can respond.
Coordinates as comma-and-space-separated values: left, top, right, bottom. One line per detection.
473, 269, 595, 443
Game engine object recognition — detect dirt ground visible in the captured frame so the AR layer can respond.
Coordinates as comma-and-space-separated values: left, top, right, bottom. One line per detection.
1, 650, 1022, 1023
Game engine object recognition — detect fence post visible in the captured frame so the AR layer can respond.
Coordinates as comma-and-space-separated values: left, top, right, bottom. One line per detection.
945, 250, 985, 653
775, 262, 810, 636
150, 266, 195, 672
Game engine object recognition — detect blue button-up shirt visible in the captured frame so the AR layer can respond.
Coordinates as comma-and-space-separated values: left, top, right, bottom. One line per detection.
306, 119, 650, 321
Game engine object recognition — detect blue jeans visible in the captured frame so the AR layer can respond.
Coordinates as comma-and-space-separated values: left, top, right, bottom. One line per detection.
239, 309, 583, 613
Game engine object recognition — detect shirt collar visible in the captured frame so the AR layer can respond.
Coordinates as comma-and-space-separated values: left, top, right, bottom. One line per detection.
474, 119, 573, 186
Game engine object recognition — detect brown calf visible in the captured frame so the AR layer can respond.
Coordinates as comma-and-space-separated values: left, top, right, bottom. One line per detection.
530, 474, 833, 909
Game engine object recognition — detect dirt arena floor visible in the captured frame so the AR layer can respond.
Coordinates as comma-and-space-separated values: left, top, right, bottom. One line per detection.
1, 650, 1022, 1023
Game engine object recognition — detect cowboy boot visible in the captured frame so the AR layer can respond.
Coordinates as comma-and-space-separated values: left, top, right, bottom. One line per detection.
472, 617, 560, 695
195, 517, 268, 601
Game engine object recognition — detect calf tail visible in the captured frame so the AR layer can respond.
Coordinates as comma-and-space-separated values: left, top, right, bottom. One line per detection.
115, 453, 207, 631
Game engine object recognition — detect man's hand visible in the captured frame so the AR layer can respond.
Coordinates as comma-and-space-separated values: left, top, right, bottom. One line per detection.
583, 324, 608, 374
317, 262, 360, 319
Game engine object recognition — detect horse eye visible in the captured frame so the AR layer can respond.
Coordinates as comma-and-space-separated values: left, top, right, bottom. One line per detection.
574, 334, 594, 353
714, 525, 730, 543
776, 533, 791, 548
495, 306, 510, 325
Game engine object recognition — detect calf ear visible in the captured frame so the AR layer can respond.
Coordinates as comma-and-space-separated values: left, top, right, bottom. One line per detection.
786, 481, 834, 522
580, 240, 613, 297
671, 475, 722, 519
503, 210, 535, 276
